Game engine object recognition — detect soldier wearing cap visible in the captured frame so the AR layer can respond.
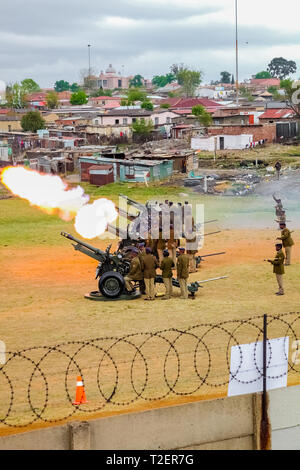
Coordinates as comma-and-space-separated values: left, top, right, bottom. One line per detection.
273, 195, 284, 219
143, 247, 158, 301
177, 247, 190, 299
277, 223, 294, 266
278, 223, 294, 264
266, 243, 285, 295
124, 248, 143, 294
161, 250, 175, 300
275, 161, 282, 180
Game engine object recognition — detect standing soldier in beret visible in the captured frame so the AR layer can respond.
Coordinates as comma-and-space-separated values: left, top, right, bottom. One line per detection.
177, 247, 190, 299
277, 223, 294, 266
266, 243, 285, 296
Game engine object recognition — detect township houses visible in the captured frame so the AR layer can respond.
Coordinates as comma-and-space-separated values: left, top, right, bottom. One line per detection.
88, 96, 121, 108
191, 122, 277, 151
79, 154, 173, 184
196, 85, 234, 100
160, 97, 222, 114
258, 108, 296, 123
0, 115, 22, 132
246, 78, 281, 94
93, 109, 179, 127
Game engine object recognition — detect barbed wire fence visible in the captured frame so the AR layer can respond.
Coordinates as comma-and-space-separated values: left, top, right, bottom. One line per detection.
1, 312, 300, 430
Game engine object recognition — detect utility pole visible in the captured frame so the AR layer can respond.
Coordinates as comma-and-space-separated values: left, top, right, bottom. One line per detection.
235, 0, 239, 106
88, 44, 91, 78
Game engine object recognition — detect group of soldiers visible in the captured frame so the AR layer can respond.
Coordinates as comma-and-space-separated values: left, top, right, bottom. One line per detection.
124, 201, 198, 300
266, 195, 295, 296
124, 244, 192, 301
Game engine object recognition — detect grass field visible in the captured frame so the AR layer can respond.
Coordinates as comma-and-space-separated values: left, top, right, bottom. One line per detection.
1, 180, 300, 434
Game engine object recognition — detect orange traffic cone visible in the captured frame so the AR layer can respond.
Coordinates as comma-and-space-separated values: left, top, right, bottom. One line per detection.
73, 376, 89, 405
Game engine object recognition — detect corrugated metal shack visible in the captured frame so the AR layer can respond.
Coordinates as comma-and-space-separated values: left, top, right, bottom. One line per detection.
79, 155, 173, 183
89, 165, 114, 186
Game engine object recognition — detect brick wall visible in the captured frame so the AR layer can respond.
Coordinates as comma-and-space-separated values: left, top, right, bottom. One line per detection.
207, 124, 276, 142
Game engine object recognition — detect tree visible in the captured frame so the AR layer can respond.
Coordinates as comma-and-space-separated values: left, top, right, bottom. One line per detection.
131, 118, 154, 137
129, 75, 144, 88
6, 83, 28, 109
90, 88, 111, 98
141, 101, 154, 111
280, 79, 300, 117
268, 85, 281, 100
152, 73, 176, 88
160, 103, 171, 109
267, 58, 297, 80
21, 79, 40, 93
21, 111, 46, 132
70, 90, 88, 105
192, 105, 213, 127
239, 86, 254, 102
54, 80, 70, 92
46, 91, 59, 109
170, 63, 185, 77
255, 71, 272, 79
70, 83, 80, 93
89, 88, 113, 97
177, 69, 202, 97
220, 71, 231, 84
124, 88, 147, 105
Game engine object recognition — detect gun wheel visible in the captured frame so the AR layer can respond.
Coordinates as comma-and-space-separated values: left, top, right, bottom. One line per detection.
98, 272, 125, 299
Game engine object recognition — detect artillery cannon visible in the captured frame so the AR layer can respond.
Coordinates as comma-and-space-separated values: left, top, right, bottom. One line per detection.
61, 232, 132, 299
62, 232, 228, 300
61, 195, 228, 299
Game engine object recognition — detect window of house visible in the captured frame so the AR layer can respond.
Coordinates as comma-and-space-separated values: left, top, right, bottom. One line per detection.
118, 80, 122, 88
115, 119, 120, 125
166, 117, 171, 124
132, 118, 137, 123
123, 118, 128, 125
103, 80, 108, 87
155, 117, 159, 125
125, 166, 134, 175
94, 120, 99, 125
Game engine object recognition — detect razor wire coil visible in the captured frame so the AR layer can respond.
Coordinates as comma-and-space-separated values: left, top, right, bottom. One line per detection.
1, 312, 300, 429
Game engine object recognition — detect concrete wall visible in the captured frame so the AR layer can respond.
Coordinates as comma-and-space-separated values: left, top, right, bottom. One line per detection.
0, 394, 258, 450
269, 385, 300, 450
2, 386, 300, 450
207, 124, 276, 143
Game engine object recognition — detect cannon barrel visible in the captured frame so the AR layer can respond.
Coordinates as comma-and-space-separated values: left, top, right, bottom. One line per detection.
61, 232, 106, 256
120, 194, 146, 211
200, 252, 226, 258
116, 207, 137, 222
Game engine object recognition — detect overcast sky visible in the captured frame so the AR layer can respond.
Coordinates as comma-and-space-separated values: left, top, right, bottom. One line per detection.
1, 0, 300, 88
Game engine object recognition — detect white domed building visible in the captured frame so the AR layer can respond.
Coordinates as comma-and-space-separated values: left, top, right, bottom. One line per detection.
0, 80, 6, 104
